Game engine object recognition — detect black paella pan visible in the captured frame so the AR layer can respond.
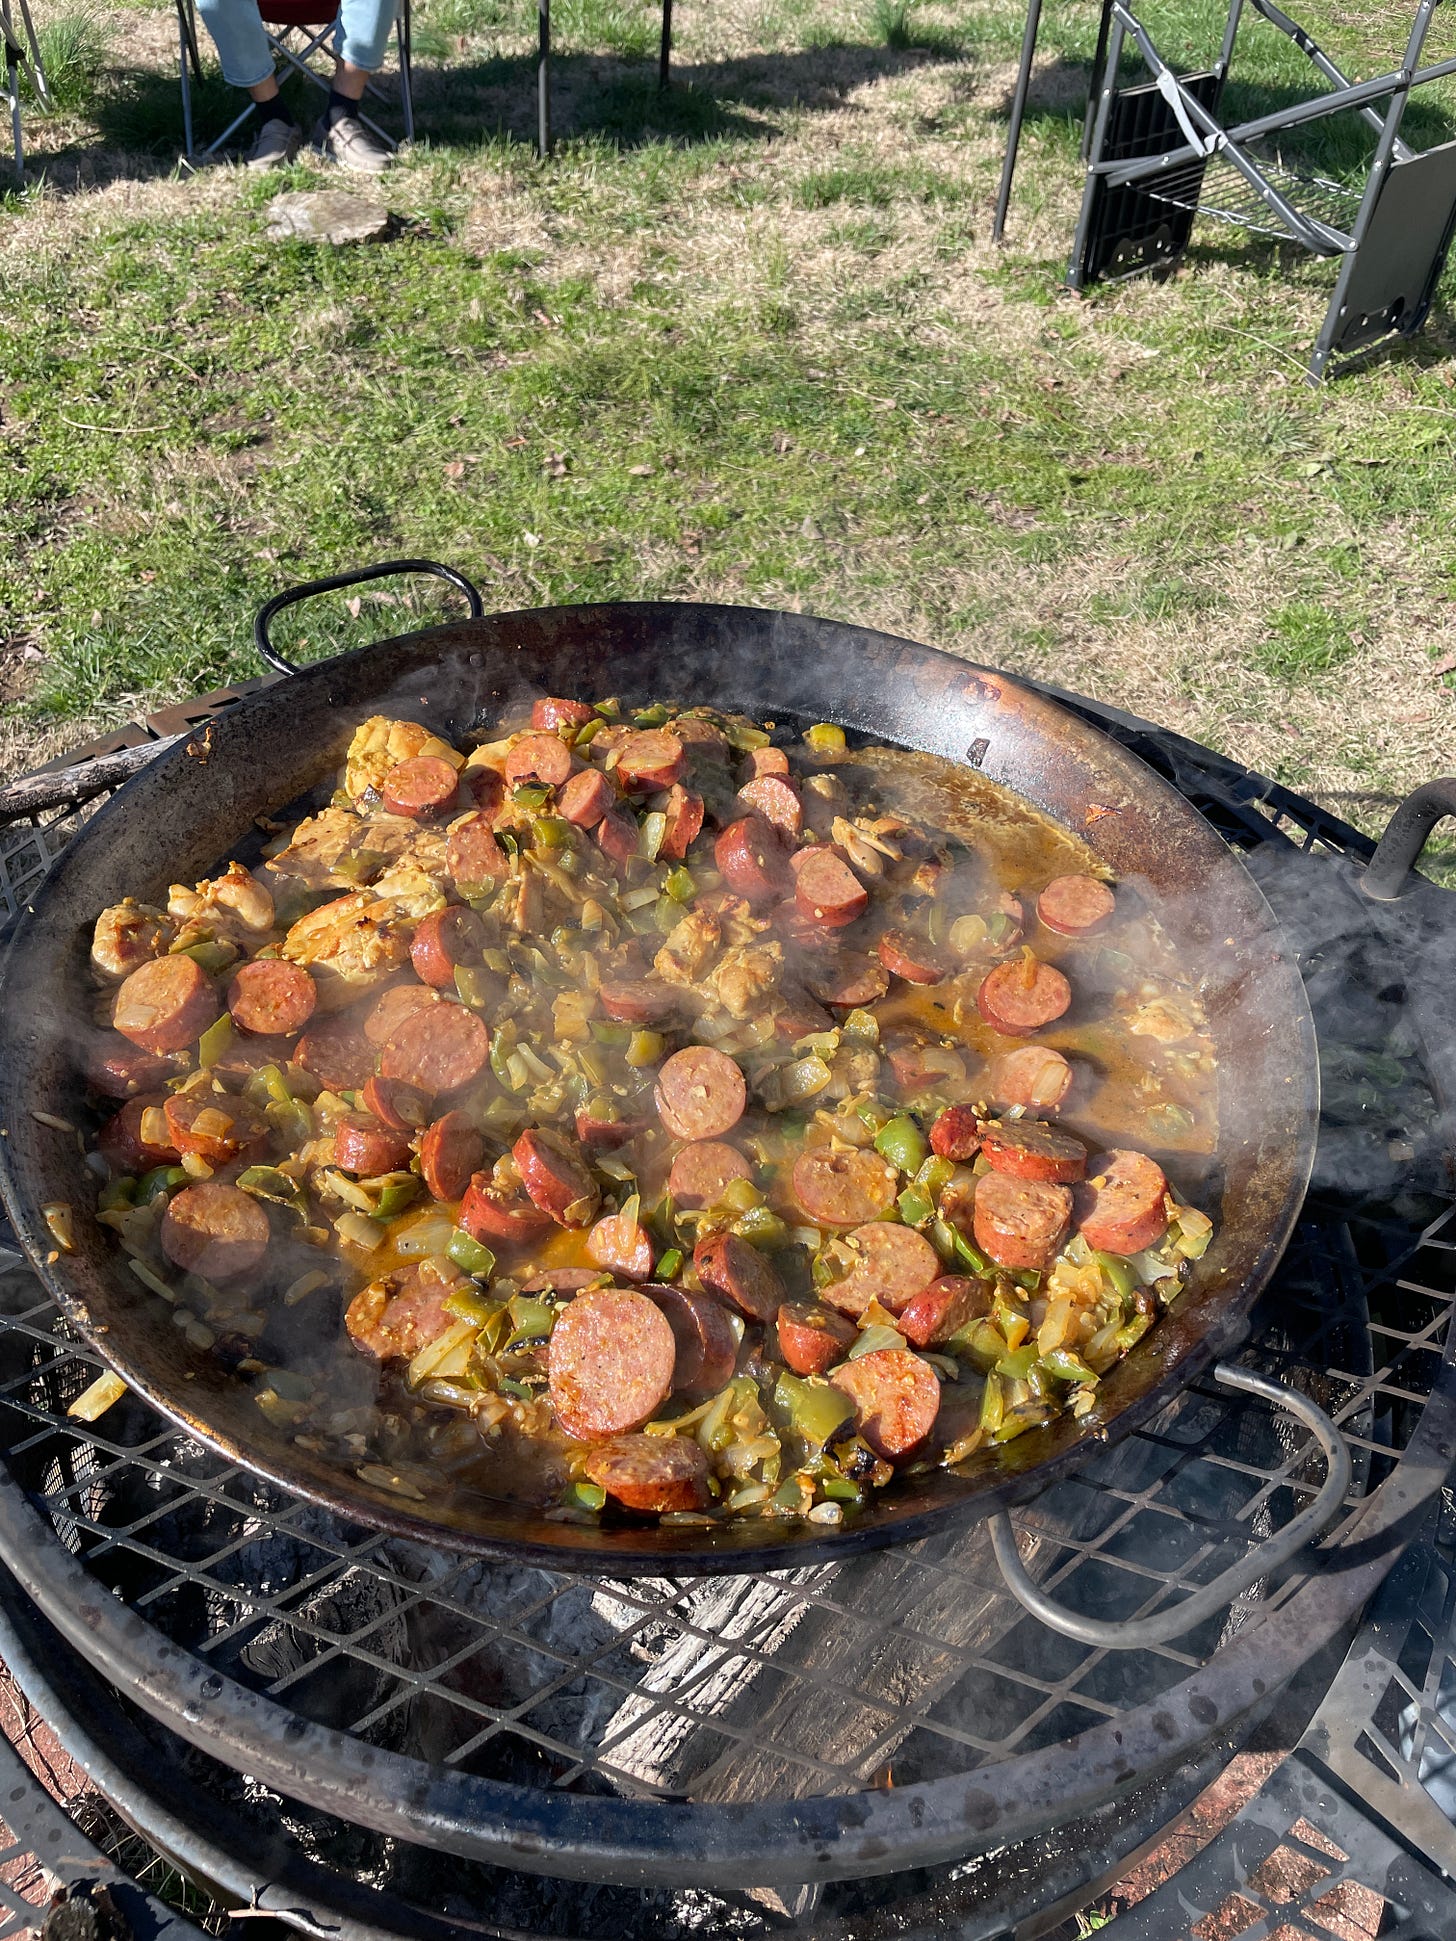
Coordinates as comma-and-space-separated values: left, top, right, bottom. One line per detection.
0, 561, 1319, 1571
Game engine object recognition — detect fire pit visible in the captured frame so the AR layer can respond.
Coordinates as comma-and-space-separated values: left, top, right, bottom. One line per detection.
0, 670, 1450, 1935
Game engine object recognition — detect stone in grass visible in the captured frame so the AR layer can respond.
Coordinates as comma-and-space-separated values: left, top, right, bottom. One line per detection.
265, 189, 391, 245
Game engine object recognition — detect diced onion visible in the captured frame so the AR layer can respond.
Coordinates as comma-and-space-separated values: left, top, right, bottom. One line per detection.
42, 1203, 76, 1253
334, 1211, 384, 1250
67, 1369, 128, 1421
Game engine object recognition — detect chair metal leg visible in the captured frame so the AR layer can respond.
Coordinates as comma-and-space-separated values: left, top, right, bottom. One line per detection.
397, 0, 413, 142
537, 0, 550, 156
993, 0, 1043, 242
6, 48, 21, 184
659, 0, 671, 90
177, 0, 195, 158
1067, 11, 1125, 288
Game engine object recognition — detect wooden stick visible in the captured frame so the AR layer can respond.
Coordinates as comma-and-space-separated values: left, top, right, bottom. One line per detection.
0, 731, 190, 823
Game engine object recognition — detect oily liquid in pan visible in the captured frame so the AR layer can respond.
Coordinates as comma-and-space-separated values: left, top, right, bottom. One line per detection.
79, 710, 1218, 1529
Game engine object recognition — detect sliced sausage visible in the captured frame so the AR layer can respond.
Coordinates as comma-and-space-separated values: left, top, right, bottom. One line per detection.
971, 1172, 1073, 1271
599, 979, 678, 1025
774, 902, 841, 952
776, 1301, 857, 1377
819, 1221, 940, 1318
1037, 874, 1116, 937
346, 1260, 463, 1360
364, 982, 438, 1048
645, 1283, 739, 1396
362, 1074, 431, 1129
668, 1140, 751, 1210
735, 776, 802, 837
616, 730, 685, 792
379, 1005, 490, 1094
532, 696, 596, 731
521, 1266, 601, 1294
513, 1128, 600, 1227
410, 906, 485, 990
295, 1013, 376, 1092
560, 768, 613, 829
741, 746, 790, 781
790, 1147, 898, 1227
549, 1286, 676, 1440
714, 815, 792, 905
794, 849, 868, 928
830, 1349, 941, 1461
976, 956, 1072, 1036
459, 1171, 553, 1247
161, 1181, 270, 1281
806, 953, 890, 1010
227, 960, 317, 1038
659, 785, 705, 860
445, 812, 510, 890
584, 1433, 711, 1512
98, 1095, 180, 1175
466, 766, 505, 816
574, 1108, 649, 1152
693, 1231, 785, 1322
162, 1093, 270, 1166
773, 989, 835, 1041
382, 756, 460, 819
334, 1113, 414, 1176
1075, 1150, 1170, 1256
655, 1046, 746, 1141
979, 1119, 1088, 1184
85, 1035, 177, 1101
505, 733, 574, 789
420, 1110, 485, 1201
112, 955, 221, 1055
897, 1274, 992, 1348
877, 930, 947, 986
990, 1045, 1073, 1112
594, 807, 641, 868
670, 716, 730, 751
209, 1034, 295, 1083
585, 1206, 655, 1279
929, 1105, 982, 1162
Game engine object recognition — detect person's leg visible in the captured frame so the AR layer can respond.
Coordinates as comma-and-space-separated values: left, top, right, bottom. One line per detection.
314, 0, 395, 170
194, 0, 301, 162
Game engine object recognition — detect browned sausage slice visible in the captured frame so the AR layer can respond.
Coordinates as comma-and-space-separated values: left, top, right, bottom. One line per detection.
599, 979, 679, 1025
379, 1005, 489, 1094
560, 768, 613, 829
1075, 1150, 1170, 1256
112, 955, 221, 1055
819, 1221, 941, 1318
334, 1114, 414, 1176
878, 930, 947, 986
410, 906, 485, 990
382, 756, 460, 819
714, 815, 792, 905
420, 1110, 485, 1201
532, 697, 596, 731
161, 1182, 270, 1281
85, 1035, 178, 1100
584, 1433, 711, 1511
362, 1074, 430, 1129
971, 1172, 1073, 1271
659, 785, 704, 860
585, 1206, 655, 1279
735, 776, 803, 837
226, 959, 317, 1038
794, 849, 868, 928
990, 1045, 1073, 1112
806, 953, 890, 1009
645, 1283, 739, 1396
521, 1266, 601, 1293
830, 1349, 941, 1461
616, 730, 685, 792
346, 1261, 463, 1361
741, 746, 790, 780
897, 1275, 992, 1348
513, 1128, 600, 1227
295, 1013, 376, 1093
667, 1141, 751, 1210
655, 1046, 747, 1141
364, 983, 439, 1048
790, 1147, 898, 1227
776, 1301, 857, 1376
979, 1119, 1088, 1184
549, 1286, 676, 1440
929, 1105, 981, 1162
505, 733, 574, 789
594, 807, 640, 868
445, 812, 509, 890
98, 1095, 180, 1174
693, 1231, 785, 1322
976, 956, 1072, 1035
1037, 875, 1116, 936
574, 1108, 650, 1151
459, 1171, 553, 1247
162, 1093, 270, 1166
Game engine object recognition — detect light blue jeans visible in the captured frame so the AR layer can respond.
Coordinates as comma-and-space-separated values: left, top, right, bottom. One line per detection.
197, 0, 395, 88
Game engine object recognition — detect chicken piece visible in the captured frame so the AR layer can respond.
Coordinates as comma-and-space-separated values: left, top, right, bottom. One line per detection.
654, 910, 721, 987
367, 860, 449, 920
708, 941, 783, 1018
91, 898, 176, 982
802, 771, 849, 821
464, 741, 513, 782
168, 862, 276, 948
1126, 996, 1199, 1045
280, 891, 412, 1010
343, 717, 464, 806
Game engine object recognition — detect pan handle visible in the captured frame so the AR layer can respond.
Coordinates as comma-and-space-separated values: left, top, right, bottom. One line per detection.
987, 1364, 1352, 1649
1359, 778, 1456, 902
254, 560, 486, 676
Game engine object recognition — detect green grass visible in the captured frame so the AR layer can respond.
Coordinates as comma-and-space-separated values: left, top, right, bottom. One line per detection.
22, 9, 112, 112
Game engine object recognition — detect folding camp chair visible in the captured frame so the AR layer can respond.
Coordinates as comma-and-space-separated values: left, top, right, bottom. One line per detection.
176, 0, 414, 160
2, 0, 48, 181
994, 0, 1456, 382
535, 0, 673, 158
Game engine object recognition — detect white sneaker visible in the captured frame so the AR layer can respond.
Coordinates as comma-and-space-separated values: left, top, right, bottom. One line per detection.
245, 114, 302, 169
313, 113, 392, 175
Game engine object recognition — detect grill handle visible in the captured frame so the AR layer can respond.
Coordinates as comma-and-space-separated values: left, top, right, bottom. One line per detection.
988, 1363, 1352, 1649
1360, 778, 1456, 901
254, 559, 486, 676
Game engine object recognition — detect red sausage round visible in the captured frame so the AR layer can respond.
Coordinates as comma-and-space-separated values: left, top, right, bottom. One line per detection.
584, 1433, 711, 1511
790, 1147, 898, 1227
976, 957, 1072, 1036
929, 1105, 982, 1162
735, 776, 802, 838
532, 696, 596, 731
599, 979, 678, 1025
741, 746, 790, 781
549, 1286, 676, 1440
645, 1283, 739, 1396
877, 930, 947, 986
794, 849, 868, 928
1037, 875, 1116, 937
806, 953, 889, 1010
616, 730, 685, 792
382, 756, 460, 819
1075, 1150, 1170, 1256
162, 1093, 269, 1166
990, 1045, 1073, 1112
897, 1275, 992, 1349
112, 955, 221, 1055
410, 906, 485, 991
819, 1221, 941, 1318
227, 960, 317, 1038
505, 733, 574, 789
513, 1128, 600, 1227
364, 983, 438, 1048
830, 1349, 941, 1461
667, 1141, 751, 1210
459, 1171, 553, 1248
420, 1110, 485, 1201
971, 1172, 1073, 1271
294, 1013, 376, 1093
776, 1301, 856, 1377
585, 1207, 655, 1280
714, 815, 793, 906
979, 1119, 1088, 1184
594, 807, 640, 868
574, 1107, 649, 1151
362, 1074, 430, 1129
659, 785, 705, 860
560, 768, 613, 829
655, 1046, 746, 1141
693, 1231, 785, 1322
334, 1114, 414, 1177
98, 1095, 179, 1175
85, 1035, 177, 1101
161, 1182, 270, 1281
379, 1005, 489, 1094
445, 812, 509, 890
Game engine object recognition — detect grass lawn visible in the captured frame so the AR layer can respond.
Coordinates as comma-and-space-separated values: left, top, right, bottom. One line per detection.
3, 0, 1456, 852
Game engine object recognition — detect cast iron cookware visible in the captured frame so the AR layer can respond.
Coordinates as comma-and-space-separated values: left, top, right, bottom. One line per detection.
0, 564, 1318, 1572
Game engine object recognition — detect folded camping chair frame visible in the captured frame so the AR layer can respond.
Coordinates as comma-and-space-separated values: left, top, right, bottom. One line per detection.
536, 0, 674, 158
175, 0, 414, 160
995, 0, 1456, 382
2, 0, 48, 181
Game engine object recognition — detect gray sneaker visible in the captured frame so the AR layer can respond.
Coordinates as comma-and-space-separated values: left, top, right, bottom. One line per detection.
313, 112, 392, 175
245, 114, 302, 169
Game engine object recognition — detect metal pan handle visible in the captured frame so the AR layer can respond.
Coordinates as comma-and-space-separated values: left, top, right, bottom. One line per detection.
1360, 778, 1456, 902
254, 559, 486, 677
988, 1364, 1352, 1649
